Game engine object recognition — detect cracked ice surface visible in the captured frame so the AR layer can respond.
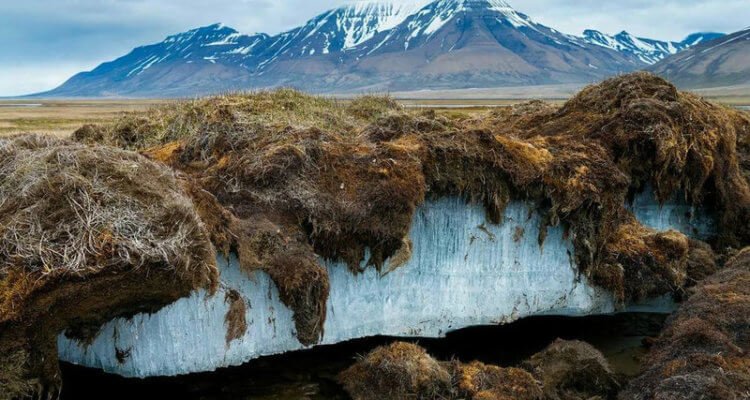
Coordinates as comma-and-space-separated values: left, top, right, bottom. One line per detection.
58, 196, 704, 378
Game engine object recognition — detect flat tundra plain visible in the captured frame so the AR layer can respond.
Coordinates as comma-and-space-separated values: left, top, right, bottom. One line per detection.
1, 93, 748, 138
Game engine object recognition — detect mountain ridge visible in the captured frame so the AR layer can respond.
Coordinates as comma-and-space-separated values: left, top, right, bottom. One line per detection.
37, 0, 726, 97
650, 27, 750, 88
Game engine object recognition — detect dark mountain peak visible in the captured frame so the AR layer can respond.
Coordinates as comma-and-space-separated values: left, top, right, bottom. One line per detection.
680, 32, 725, 46
614, 31, 634, 40
164, 23, 239, 43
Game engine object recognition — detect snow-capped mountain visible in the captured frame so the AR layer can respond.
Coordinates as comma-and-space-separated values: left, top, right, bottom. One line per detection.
334, 0, 645, 90
39, 0, 719, 97
255, 1, 430, 60
583, 30, 725, 64
114, 24, 268, 76
50, 24, 271, 97
352, 0, 579, 54
650, 28, 750, 88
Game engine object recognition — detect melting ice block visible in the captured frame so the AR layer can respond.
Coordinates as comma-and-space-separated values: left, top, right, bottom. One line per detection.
629, 188, 716, 240
58, 196, 708, 378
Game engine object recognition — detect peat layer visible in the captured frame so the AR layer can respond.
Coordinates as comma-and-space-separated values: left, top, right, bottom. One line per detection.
1, 72, 749, 398
0, 136, 218, 398
620, 248, 750, 399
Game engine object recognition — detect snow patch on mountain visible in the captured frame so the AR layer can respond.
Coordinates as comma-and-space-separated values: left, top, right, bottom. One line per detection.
406, 0, 537, 39
339, 1, 430, 48
583, 30, 725, 64
583, 30, 683, 64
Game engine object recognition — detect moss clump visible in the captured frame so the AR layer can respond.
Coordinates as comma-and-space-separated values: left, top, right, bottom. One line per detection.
492, 72, 750, 248
338, 342, 453, 400
620, 248, 750, 399
339, 342, 543, 400
448, 361, 543, 400
523, 339, 620, 400
341, 340, 629, 400
0, 134, 218, 399
345, 95, 402, 120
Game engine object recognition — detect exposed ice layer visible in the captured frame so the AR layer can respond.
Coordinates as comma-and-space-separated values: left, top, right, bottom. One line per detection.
629, 188, 716, 240
58, 195, 705, 378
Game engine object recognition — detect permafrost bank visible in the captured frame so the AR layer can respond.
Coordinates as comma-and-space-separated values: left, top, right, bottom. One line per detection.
58, 191, 714, 378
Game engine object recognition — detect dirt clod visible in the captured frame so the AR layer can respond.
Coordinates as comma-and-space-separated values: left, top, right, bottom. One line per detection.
523, 339, 621, 400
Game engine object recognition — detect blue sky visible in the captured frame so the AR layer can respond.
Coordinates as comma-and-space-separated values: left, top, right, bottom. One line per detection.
0, 0, 747, 96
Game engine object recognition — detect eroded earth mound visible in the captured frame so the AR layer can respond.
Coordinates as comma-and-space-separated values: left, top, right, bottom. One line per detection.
71, 74, 750, 341
620, 248, 750, 399
0, 135, 218, 398
1, 73, 749, 398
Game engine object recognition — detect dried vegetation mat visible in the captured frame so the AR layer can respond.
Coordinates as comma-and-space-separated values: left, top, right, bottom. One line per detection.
0, 135, 218, 399
338, 340, 621, 400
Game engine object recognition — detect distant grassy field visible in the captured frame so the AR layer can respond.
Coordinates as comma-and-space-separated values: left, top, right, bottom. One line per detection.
0, 100, 169, 138
1, 92, 747, 139
0, 98, 515, 138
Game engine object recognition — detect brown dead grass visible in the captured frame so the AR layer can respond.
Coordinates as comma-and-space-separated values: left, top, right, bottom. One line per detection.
339, 342, 453, 400
0, 100, 163, 138
620, 248, 750, 399
0, 134, 218, 399
523, 339, 620, 400
339, 342, 543, 400
448, 361, 543, 400
224, 289, 247, 346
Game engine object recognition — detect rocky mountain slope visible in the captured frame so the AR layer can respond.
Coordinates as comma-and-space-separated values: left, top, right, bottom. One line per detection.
39, 0, 719, 97
651, 27, 750, 88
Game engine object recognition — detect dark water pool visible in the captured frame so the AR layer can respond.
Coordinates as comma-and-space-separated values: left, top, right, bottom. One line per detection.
59, 313, 666, 400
